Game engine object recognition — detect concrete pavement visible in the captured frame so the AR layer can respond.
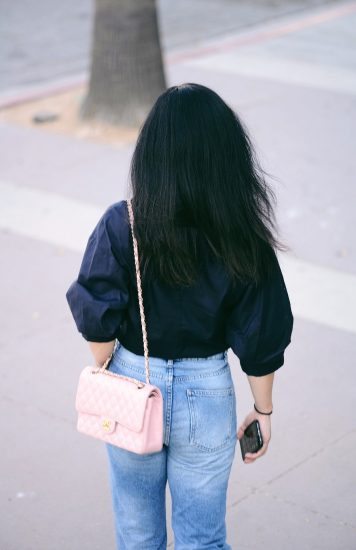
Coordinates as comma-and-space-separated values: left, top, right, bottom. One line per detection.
1, 1, 355, 549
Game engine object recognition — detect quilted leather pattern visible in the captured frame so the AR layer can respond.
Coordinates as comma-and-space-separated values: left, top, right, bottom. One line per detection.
76, 366, 164, 454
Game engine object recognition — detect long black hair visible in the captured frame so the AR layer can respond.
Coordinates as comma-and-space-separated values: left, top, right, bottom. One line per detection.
129, 82, 287, 288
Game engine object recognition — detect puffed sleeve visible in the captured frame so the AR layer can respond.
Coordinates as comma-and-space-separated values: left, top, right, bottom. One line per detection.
225, 253, 294, 376
65, 204, 130, 342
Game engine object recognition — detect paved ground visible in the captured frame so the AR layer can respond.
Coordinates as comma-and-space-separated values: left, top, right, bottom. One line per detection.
1, 1, 356, 549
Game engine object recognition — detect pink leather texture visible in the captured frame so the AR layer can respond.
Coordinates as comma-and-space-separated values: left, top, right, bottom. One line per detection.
75, 366, 164, 454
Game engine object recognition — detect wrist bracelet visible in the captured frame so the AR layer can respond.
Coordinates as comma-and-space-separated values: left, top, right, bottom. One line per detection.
254, 403, 273, 415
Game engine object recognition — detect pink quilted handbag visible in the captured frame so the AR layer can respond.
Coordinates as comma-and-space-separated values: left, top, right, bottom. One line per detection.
75, 199, 164, 454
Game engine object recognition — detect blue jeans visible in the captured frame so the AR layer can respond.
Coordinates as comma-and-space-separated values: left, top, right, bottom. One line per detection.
105, 341, 238, 550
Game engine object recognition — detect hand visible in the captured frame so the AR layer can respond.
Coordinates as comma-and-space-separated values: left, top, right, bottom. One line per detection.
237, 408, 271, 464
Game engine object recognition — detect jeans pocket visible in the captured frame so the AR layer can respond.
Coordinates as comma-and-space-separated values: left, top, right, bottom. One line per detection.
187, 387, 235, 452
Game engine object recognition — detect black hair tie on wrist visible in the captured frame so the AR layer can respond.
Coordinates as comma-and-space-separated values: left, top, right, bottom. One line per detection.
254, 403, 273, 415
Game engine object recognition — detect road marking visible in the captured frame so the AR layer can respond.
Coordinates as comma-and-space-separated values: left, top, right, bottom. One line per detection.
0, 180, 102, 252
1, 180, 355, 334
279, 256, 356, 335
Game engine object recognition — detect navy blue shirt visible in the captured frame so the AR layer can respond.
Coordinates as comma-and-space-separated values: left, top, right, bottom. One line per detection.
65, 200, 293, 376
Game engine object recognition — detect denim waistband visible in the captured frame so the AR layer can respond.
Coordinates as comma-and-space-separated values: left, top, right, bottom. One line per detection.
113, 340, 228, 370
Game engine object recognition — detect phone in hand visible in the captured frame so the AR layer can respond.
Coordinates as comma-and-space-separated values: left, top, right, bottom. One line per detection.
239, 419, 263, 460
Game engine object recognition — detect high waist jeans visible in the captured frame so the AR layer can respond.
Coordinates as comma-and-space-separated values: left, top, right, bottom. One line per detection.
105, 341, 238, 550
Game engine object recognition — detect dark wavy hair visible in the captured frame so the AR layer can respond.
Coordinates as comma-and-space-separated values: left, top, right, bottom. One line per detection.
129, 82, 287, 288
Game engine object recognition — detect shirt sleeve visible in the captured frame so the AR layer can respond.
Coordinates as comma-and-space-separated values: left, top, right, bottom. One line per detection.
65, 205, 130, 342
225, 253, 294, 376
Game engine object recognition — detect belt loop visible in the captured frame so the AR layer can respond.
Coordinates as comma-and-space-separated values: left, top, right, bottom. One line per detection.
113, 339, 120, 355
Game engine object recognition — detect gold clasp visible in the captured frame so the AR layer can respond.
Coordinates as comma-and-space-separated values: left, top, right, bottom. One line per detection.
102, 418, 112, 431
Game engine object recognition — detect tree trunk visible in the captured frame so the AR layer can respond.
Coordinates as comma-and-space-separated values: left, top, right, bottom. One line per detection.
80, 0, 167, 127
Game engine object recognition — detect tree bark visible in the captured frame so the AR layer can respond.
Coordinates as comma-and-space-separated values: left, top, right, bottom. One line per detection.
80, 0, 167, 127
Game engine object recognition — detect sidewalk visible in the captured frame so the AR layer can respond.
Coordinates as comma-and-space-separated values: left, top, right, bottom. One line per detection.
1, 2, 355, 549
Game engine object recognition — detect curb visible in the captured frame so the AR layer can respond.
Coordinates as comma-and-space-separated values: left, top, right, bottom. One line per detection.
0, 73, 88, 111
1, 1, 354, 112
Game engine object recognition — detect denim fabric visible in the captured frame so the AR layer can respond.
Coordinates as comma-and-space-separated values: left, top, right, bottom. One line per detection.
105, 340, 238, 550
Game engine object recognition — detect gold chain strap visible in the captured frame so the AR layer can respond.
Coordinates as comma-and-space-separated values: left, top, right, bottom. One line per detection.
91, 366, 145, 388
98, 200, 150, 388
126, 199, 151, 385
94, 199, 150, 386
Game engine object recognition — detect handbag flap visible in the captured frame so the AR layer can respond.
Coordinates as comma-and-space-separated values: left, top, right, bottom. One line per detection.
75, 366, 158, 432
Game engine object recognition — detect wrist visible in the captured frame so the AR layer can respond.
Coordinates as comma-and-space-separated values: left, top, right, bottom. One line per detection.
254, 402, 273, 415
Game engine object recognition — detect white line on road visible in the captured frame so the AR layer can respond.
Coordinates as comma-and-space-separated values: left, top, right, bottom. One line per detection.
279, 255, 356, 335
1, 180, 355, 334
0, 180, 102, 252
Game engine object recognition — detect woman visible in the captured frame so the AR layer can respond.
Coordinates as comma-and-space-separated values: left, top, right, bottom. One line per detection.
66, 82, 293, 550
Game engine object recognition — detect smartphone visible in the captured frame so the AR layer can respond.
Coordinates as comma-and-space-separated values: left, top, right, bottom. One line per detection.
239, 419, 263, 460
